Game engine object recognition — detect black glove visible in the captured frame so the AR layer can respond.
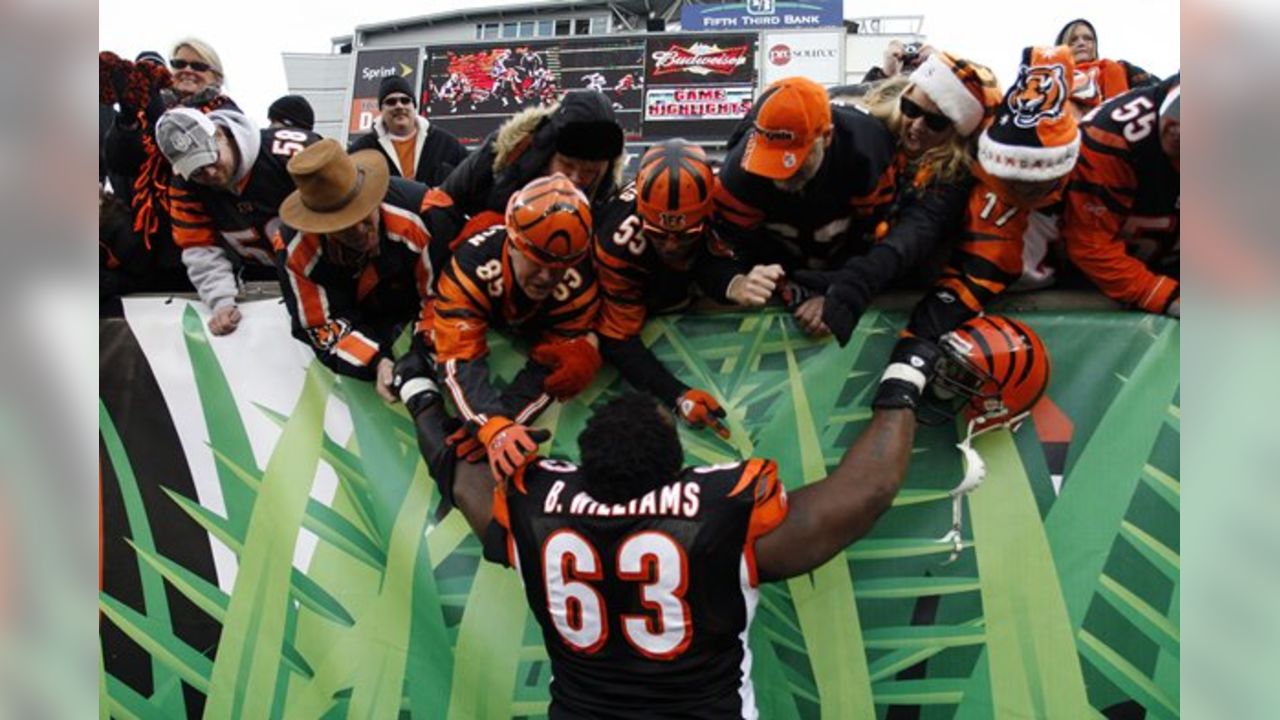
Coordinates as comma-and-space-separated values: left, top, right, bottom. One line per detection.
794, 269, 872, 347
392, 352, 440, 416
872, 336, 944, 413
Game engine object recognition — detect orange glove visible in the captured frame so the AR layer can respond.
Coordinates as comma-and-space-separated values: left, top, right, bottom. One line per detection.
532, 338, 602, 400
677, 389, 730, 439
446, 425, 487, 463
476, 417, 551, 479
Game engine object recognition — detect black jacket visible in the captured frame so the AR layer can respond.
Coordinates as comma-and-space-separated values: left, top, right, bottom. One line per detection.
346, 115, 468, 187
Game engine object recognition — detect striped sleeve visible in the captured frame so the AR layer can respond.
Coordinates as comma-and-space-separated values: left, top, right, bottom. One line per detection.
168, 182, 217, 248
1063, 130, 1178, 313
280, 231, 384, 380
592, 237, 649, 341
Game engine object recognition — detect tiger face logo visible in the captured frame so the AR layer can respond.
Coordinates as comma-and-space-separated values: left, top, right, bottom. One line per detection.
1007, 64, 1068, 129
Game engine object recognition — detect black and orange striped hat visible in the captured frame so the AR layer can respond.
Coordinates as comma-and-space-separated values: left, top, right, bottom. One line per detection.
936, 315, 1051, 433
505, 173, 593, 269
636, 139, 715, 234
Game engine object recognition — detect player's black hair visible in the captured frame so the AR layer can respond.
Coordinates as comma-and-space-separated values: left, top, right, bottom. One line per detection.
579, 392, 683, 503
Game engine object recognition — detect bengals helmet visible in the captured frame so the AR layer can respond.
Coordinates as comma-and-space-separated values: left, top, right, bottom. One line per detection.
506, 173, 593, 268
931, 315, 1051, 433
636, 140, 714, 266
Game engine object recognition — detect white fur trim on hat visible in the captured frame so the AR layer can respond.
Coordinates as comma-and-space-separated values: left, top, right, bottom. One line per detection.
910, 54, 985, 136
978, 130, 1081, 182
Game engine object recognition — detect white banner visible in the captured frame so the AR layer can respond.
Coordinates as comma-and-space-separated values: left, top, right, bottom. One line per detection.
761, 30, 843, 86
122, 297, 354, 591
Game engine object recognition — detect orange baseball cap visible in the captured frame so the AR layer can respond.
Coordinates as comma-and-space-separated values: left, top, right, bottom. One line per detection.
741, 77, 833, 180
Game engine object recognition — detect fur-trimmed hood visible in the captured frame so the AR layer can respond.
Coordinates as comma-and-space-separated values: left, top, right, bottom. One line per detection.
488, 92, 626, 205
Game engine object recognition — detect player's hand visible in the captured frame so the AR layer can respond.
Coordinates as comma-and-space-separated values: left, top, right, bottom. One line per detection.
208, 305, 241, 336
375, 358, 397, 402
792, 296, 831, 337
872, 335, 944, 412
446, 425, 487, 463
532, 337, 602, 400
477, 417, 551, 479
676, 388, 730, 439
727, 264, 784, 306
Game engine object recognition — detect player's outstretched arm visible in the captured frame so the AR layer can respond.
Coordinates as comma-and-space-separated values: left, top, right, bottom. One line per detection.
755, 337, 941, 581
394, 354, 500, 537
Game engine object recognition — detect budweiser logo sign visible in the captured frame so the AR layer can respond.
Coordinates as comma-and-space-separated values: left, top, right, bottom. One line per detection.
650, 43, 749, 76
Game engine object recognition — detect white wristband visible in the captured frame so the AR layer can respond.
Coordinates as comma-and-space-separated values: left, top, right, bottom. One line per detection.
880, 362, 927, 393
399, 377, 438, 405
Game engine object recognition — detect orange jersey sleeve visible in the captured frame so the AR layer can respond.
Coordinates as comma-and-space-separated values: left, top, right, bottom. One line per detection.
1063, 125, 1179, 313
730, 459, 789, 588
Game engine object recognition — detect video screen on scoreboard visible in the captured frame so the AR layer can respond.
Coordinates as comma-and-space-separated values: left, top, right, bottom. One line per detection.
423, 40, 645, 146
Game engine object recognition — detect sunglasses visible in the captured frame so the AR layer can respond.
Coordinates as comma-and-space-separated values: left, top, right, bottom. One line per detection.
170, 58, 213, 73
900, 96, 952, 132
382, 96, 414, 108
642, 221, 704, 246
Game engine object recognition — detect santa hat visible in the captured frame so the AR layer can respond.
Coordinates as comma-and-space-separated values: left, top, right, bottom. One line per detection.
908, 51, 1000, 136
978, 46, 1080, 182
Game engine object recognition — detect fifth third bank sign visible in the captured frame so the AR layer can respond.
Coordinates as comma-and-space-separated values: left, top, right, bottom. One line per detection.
680, 0, 843, 31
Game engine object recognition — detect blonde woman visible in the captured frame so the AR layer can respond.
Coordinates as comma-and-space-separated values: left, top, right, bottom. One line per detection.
103, 37, 238, 262
792, 51, 999, 345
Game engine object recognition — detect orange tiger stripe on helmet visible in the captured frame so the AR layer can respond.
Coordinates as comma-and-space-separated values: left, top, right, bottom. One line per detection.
636, 139, 714, 233
942, 315, 1051, 433
505, 173, 593, 269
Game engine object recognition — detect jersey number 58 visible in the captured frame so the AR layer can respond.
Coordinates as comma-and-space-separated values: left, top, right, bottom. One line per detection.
543, 529, 691, 659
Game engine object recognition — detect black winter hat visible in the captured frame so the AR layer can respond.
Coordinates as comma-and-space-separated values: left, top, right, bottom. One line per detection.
549, 90, 624, 161
378, 75, 416, 107
268, 94, 315, 131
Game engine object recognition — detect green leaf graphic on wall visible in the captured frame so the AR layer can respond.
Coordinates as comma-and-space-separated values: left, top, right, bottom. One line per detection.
100, 306, 1180, 719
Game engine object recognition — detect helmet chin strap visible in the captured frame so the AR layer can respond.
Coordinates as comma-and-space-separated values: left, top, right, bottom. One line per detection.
938, 418, 987, 564
935, 410, 1032, 563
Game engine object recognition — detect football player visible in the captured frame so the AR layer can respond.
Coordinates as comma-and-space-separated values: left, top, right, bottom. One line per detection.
906, 46, 1084, 340
156, 107, 320, 334
712, 76, 898, 337
393, 333, 945, 718
1062, 74, 1180, 316
594, 139, 782, 439
430, 174, 601, 480
276, 140, 443, 396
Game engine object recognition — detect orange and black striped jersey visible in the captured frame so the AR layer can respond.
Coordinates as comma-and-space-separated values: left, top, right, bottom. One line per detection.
170, 127, 321, 266
713, 105, 898, 270
434, 224, 599, 426
276, 178, 436, 380
1063, 76, 1180, 313
907, 166, 1065, 340
593, 184, 742, 341
484, 457, 787, 718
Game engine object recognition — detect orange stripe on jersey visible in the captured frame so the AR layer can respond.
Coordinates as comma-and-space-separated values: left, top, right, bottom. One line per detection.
286, 234, 331, 329
742, 459, 788, 588
490, 477, 516, 567
1084, 125, 1129, 153
382, 203, 429, 253
435, 264, 493, 316
728, 459, 766, 497
356, 264, 380, 301
936, 276, 984, 314
712, 178, 764, 229
333, 331, 379, 367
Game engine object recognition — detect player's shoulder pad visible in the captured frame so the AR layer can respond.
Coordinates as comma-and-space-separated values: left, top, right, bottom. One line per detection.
513, 457, 581, 495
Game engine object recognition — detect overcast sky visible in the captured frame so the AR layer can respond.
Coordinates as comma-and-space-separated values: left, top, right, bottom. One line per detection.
99, 0, 1179, 127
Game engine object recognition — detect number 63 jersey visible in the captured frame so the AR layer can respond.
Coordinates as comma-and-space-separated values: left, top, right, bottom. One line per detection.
483, 457, 789, 719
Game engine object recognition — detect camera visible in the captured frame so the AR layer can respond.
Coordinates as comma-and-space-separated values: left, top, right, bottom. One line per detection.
900, 41, 923, 70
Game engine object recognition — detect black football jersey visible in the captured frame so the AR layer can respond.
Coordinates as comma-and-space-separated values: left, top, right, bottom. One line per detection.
170, 126, 321, 265
484, 457, 788, 719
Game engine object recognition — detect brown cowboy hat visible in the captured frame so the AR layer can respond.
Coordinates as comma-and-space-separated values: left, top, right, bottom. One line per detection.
280, 139, 389, 234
